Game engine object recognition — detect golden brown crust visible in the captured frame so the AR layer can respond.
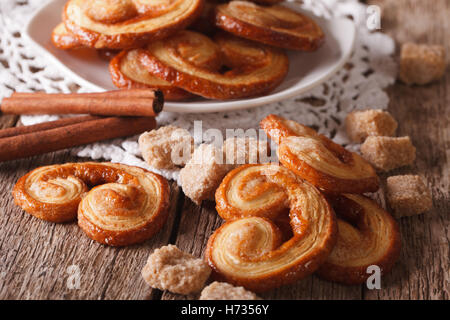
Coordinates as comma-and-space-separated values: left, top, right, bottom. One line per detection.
109, 50, 193, 100
215, 165, 288, 221
109, 31, 225, 100
12, 162, 170, 246
84, 0, 139, 24
206, 164, 337, 292
63, 0, 205, 49
214, 1, 325, 51
13, 167, 88, 223
138, 31, 289, 100
260, 114, 379, 194
260, 113, 317, 144
316, 194, 401, 284
51, 23, 83, 50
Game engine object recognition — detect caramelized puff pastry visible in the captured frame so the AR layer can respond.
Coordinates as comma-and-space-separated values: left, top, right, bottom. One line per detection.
52, 23, 83, 50
214, 1, 324, 51
138, 30, 289, 100
52, 23, 120, 62
63, 0, 204, 49
110, 31, 223, 100
207, 164, 337, 292
261, 114, 379, 194
317, 194, 401, 284
13, 162, 170, 246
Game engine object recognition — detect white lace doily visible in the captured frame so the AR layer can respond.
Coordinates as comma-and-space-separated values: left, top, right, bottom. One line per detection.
0, 0, 397, 183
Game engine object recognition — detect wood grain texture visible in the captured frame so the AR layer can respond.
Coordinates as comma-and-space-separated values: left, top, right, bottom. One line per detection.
0, 0, 448, 300
362, 0, 450, 300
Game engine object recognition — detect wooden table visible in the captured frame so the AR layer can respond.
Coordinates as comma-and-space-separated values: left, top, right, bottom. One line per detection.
0, 0, 448, 300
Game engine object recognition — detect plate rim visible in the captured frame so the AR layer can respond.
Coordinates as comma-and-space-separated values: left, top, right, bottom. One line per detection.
23, 0, 356, 114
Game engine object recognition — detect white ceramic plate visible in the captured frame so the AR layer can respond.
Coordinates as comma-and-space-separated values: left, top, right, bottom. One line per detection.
24, 0, 355, 113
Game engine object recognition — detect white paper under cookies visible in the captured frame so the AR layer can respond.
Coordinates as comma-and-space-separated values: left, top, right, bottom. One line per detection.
0, 0, 397, 184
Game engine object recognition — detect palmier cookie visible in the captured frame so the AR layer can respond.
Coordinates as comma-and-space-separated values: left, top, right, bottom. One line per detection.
214, 1, 324, 51
261, 114, 379, 194
110, 33, 223, 100
317, 194, 401, 284
13, 162, 170, 246
206, 164, 337, 292
63, 0, 204, 49
138, 30, 289, 100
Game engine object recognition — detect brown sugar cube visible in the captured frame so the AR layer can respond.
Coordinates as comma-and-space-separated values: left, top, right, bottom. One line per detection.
141, 245, 211, 295
223, 136, 270, 165
345, 109, 398, 143
179, 144, 233, 205
180, 138, 271, 205
360, 136, 416, 172
138, 125, 194, 170
399, 43, 446, 85
199, 282, 261, 300
386, 175, 433, 218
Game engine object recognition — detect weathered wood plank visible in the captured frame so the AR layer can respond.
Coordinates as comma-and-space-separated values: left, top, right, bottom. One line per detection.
363, 0, 450, 300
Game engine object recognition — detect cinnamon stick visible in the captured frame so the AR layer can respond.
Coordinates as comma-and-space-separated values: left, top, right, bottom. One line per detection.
0, 89, 164, 117
0, 115, 100, 139
0, 116, 156, 162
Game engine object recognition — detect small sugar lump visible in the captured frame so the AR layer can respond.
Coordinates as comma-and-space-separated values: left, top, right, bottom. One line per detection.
139, 125, 194, 169
179, 143, 233, 205
386, 175, 433, 218
180, 137, 269, 205
360, 136, 416, 171
141, 245, 211, 295
399, 43, 446, 85
345, 109, 398, 143
199, 282, 260, 300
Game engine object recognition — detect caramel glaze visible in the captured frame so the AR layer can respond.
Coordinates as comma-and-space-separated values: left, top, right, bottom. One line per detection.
278, 146, 380, 194
63, 0, 205, 49
51, 23, 83, 50
214, 1, 325, 51
138, 31, 289, 100
261, 114, 380, 194
109, 50, 193, 100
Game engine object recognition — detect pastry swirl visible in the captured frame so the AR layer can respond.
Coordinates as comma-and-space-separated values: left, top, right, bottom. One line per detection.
261, 114, 379, 194
317, 194, 401, 284
110, 32, 224, 100
13, 162, 170, 246
214, 1, 324, 51
63, 0, 204, 49
206, 164, 337, 292
138, 30, 289, 100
